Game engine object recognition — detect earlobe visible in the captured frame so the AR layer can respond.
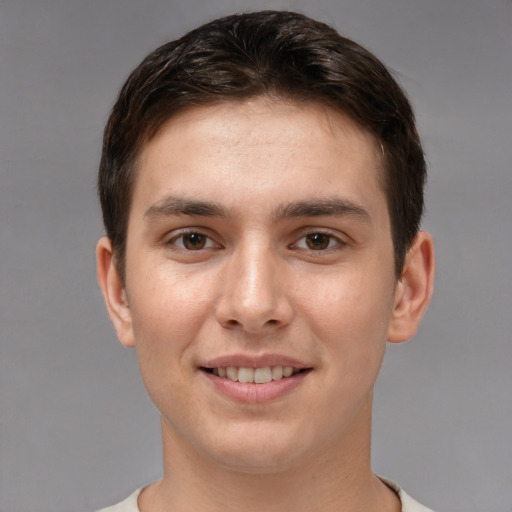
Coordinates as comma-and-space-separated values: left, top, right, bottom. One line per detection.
96, 237, 136, 348
387, 231, 435, 344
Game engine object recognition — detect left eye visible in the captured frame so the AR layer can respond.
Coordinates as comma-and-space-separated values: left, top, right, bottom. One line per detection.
169, 232, 216, 250
294, 233, 341, 251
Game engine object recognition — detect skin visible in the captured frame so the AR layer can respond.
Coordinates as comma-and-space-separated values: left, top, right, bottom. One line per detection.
97, 99, 434, 512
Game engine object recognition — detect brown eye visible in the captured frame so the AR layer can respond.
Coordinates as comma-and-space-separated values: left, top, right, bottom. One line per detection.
165, 230, 220, 254
182, 233, 207, 250
305, 233, 332, 250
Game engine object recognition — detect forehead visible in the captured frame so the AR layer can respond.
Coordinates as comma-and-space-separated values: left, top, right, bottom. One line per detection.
132, 99, 387, 222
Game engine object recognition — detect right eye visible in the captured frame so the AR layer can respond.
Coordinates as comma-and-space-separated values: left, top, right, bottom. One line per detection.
167, 232, 218, 251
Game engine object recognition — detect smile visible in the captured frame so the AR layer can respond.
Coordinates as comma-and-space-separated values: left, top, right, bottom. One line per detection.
203, 366, 302, 384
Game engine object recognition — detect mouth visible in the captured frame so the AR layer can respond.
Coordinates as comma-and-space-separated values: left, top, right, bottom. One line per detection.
201, 366, 308, 384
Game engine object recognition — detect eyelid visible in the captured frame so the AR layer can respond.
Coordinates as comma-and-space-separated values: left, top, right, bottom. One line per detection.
163, 228, 221, 250
160, 226, 348, 253
291, 230, 347, 251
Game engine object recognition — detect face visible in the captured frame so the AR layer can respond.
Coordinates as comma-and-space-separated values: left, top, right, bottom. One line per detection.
99, 99, 417, 474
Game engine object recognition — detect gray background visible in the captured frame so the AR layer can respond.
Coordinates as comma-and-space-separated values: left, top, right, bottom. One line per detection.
1, 1, 511, 511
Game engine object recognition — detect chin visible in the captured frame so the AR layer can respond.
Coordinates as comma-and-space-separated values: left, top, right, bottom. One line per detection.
201, 425, 317, 475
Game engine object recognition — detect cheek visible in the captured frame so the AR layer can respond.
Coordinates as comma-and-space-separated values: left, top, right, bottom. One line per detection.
129, 263, 211, 335
126, 273, 210, 386
304, 267, 393, 321
129, 292, 202, 422
300, 270, 395, 364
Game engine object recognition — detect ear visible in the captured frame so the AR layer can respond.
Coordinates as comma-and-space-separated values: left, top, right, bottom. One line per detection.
96, 237, 135, 348
387, 231, 435, 343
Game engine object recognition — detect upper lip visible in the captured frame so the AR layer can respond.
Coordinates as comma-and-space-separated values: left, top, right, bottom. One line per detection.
200, 354, 311, 369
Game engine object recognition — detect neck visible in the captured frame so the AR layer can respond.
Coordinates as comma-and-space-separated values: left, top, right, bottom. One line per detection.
139, 397, 400, 512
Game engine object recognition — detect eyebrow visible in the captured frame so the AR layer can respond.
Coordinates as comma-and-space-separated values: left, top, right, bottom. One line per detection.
143, 195, 371, 225
144, 196, 232, 221
275, 198, 372, 224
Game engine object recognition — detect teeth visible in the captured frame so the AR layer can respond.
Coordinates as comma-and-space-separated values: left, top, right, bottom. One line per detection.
212, 365, 300, 383
271, 366, 283, 380
238, 367, 254, 383
226, 366, 238, 381
283, 366, 294, 377
254, 367, 272, 384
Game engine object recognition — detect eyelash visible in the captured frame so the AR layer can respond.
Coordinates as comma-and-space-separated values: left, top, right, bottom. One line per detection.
292, 232, 344, 252
164, 229, 345, 253
165, 230, 220, 251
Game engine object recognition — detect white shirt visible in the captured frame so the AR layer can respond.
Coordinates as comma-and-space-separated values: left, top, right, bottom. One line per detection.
98, 480, 435, 512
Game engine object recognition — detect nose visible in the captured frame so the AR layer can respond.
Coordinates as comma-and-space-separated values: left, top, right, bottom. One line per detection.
214, 242, 293, 334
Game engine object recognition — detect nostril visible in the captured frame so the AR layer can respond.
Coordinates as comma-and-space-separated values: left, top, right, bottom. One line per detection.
223, 317, 280, 331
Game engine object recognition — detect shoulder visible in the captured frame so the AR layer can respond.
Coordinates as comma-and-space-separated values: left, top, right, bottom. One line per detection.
96, 488, 142, 512
381, 478, 436, 512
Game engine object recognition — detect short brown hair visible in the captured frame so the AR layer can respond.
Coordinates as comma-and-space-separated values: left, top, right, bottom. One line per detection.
99, 10, 426, 278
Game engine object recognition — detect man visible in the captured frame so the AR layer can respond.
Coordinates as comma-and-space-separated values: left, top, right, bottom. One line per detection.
96, 10, 435, 512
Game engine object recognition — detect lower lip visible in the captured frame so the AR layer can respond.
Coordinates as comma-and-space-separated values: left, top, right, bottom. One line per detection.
201, 370, 311, 404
